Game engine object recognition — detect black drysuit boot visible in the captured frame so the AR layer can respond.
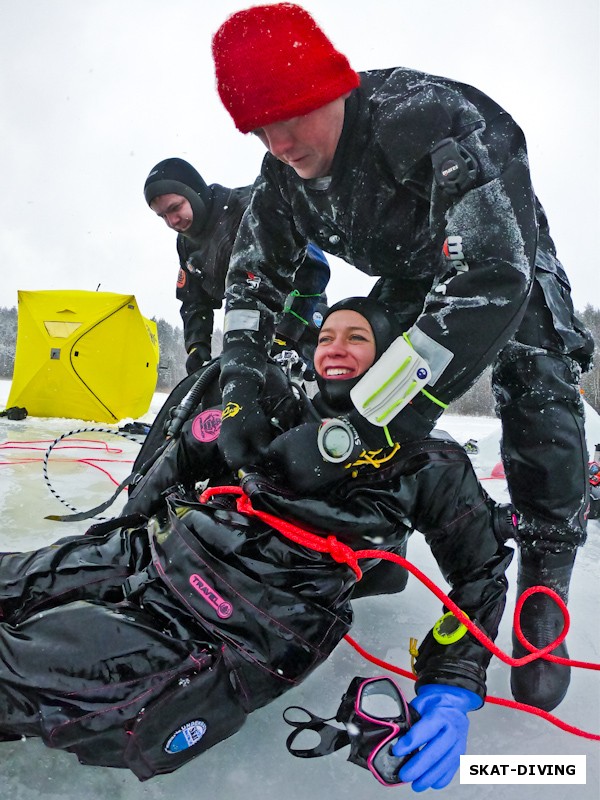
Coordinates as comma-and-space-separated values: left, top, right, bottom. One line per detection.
510, 547, 576, 711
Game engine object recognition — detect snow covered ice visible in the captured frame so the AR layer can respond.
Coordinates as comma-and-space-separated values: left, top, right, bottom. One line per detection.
0, 379, 598, 799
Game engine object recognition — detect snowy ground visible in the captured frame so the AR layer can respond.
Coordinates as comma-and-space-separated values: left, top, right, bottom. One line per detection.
0, 378, 598, 799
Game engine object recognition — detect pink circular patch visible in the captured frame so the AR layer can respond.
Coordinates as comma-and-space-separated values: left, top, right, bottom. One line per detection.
191, 409, 222, 442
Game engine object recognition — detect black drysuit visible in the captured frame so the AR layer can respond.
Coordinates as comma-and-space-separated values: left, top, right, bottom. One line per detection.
222, 68, 593, 551
0, 364, 512, 779
173, 182, 330, 361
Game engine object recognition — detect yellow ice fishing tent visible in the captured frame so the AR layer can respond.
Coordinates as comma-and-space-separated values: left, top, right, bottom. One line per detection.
7, 290, 159, 422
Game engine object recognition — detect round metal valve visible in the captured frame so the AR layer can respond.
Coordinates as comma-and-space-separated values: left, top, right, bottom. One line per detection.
317, 418, 358, 463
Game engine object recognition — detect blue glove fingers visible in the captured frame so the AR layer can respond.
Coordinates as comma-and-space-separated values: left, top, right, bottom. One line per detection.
412, 765, 457, 792
392, 712, 448, 756
430, 764, 460, 790
394, 686, 477, 790
396, 725, 454, 778
402, 737, 463, 791
394, 710, 467, 790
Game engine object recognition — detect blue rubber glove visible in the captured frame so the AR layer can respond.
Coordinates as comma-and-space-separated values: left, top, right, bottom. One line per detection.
393, 684, 482, 792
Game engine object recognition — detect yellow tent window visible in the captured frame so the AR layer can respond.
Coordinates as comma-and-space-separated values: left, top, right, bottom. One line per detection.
44, 321, 82, 338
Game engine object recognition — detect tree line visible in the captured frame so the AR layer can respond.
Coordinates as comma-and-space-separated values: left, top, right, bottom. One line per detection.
445, 304, 600, 416
1, 304, 599, 415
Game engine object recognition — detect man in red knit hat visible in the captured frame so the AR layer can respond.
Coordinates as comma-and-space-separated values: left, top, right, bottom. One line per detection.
210, 0, 593, 724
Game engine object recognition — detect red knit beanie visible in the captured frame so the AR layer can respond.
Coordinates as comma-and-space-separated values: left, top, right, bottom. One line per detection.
212, 3, 360, 134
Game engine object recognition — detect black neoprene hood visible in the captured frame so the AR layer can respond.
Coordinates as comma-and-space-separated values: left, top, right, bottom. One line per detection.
144, 157, 211, 237
315, 296, 402, 411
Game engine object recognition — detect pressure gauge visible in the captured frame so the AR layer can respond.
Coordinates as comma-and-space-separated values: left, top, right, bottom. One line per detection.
317, 418, 358, 463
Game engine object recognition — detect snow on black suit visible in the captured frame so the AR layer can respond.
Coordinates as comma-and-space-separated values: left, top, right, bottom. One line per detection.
0, 362, 512, 779
222, 68, 593, 552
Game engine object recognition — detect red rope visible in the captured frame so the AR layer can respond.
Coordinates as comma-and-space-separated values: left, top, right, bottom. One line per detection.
77, 458, 135, 487
199, 485, 600, 741
342, 634, 599, 742
200, 485, 364, 580
0, 438, 132, 485
0, 438, 124, 453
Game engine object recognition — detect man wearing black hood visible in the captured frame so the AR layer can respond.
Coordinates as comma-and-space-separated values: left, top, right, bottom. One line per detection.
144, 157, 330, 374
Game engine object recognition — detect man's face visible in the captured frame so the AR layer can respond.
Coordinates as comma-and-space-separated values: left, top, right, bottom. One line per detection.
252, 96, 347, 179
150, 193, 193, 233
314, 309, 376, 381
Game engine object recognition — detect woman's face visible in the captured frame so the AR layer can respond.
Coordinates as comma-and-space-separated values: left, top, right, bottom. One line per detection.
314, 309, 376, 382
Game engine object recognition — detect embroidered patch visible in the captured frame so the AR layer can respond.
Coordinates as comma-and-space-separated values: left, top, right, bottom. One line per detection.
191, 409, 222, 442
164, 720, 207, 754
176, 267, 187, 289
190, 573, 233, 619
246, 271, 261, 289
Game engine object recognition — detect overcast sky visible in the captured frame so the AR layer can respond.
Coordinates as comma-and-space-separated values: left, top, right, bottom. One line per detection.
1, 0, 598, 329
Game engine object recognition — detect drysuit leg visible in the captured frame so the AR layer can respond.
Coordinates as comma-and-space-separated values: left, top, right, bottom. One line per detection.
0, 599, 246, 778
492, 270, 591, 710
0, 525, 149, 623
493, 346, 588, 550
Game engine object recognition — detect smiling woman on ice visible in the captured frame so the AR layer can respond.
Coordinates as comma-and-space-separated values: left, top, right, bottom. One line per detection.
0, 297, 515, 791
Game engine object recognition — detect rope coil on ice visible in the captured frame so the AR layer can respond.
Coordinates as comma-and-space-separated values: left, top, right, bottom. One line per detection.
42, 427, 142, 520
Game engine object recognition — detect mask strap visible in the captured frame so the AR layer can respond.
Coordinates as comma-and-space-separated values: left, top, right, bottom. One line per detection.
283, 676, 418, 786
283, 706, 350, 758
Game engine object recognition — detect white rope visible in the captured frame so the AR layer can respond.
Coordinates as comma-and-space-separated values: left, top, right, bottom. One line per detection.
42, 427, 142, 520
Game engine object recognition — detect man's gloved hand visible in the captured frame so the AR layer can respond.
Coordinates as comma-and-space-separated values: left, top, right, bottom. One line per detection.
185, 343, 211, 375
219, 379, 273, 473
393, 684, 482, 792
218, 347, 272, 473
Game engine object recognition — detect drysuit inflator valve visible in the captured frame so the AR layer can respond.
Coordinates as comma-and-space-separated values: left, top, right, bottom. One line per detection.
317, 418, 359, 463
